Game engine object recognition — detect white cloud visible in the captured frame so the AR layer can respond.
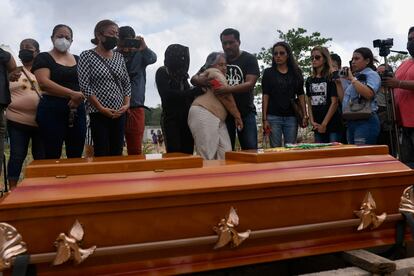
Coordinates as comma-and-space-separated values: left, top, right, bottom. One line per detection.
1, 0, 413, 107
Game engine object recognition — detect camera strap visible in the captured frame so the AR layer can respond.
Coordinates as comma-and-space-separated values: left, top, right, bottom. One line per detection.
89, 50, 123, 93
21, 68, 42, 99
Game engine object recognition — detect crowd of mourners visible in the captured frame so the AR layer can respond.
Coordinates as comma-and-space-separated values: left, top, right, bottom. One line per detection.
1, 20, 414, 189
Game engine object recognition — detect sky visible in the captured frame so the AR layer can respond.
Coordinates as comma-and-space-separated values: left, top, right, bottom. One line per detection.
1, 0, 413, 108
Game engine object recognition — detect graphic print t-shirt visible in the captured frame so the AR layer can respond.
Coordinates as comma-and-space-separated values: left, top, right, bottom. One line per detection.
306, 76, 342, 132
226, 51, 259, 116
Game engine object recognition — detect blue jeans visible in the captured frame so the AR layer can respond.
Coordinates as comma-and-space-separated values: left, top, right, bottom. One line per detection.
7, 121, 45, 181
226, 112, 258, 150
314, 132, 342, 143
36, 95, 86, 159
90, 112, 126, 157
268, 115, 298, 147
347, 113, 380, 145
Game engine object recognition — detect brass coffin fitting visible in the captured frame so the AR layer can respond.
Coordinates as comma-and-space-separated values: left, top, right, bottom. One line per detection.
53, 220, 96, 266
213, 207, 251, 249
354, 192, 387, 231
0, 222, 27, 270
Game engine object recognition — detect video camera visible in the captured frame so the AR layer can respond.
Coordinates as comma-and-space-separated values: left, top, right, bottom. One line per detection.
373, 38, 393, 57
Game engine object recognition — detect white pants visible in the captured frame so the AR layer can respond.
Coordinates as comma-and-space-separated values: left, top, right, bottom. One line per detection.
188, 106, 231, 160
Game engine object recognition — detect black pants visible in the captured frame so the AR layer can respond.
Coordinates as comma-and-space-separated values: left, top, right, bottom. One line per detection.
36, 95, 86, 159
161, 113, 193, 154
90, 112, 125, 157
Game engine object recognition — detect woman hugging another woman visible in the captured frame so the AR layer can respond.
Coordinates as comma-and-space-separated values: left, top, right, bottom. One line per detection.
188, 52, 243, 160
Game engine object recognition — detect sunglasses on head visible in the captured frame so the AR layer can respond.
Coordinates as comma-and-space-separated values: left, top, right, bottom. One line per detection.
311, 55, 322, 61
273, 51, 286, 56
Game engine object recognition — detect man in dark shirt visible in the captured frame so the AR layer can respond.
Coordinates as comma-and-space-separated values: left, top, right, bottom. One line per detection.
219, 28, 260, 150
117, 26, 157, 155
0, 47, 17, 182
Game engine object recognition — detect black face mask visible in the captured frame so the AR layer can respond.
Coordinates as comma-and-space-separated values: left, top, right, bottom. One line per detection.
407, 40, 414, 57
102, 36, 118, 51
18, 49, 35, 63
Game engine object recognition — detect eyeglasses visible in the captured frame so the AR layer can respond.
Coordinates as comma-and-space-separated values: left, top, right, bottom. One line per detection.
311, 55, 322, 61
273, 51, 286, 56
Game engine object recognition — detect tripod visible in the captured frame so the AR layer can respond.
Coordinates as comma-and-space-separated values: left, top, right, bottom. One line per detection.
382, 55, 401, 158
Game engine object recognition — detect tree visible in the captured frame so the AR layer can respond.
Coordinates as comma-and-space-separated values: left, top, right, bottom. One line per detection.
383, 53, 407, 70
254, 28, 332, 110
145, 104, 162, 126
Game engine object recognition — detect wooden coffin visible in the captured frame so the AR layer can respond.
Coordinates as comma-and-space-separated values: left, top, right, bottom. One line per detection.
0, 145, 413, 275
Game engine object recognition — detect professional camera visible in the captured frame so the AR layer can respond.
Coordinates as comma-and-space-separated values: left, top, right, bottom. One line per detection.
373, 38, 393, 49
373, 38, 393, 57
332, 67, 349, 80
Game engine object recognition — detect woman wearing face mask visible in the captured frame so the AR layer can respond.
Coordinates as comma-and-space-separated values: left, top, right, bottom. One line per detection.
342, 47, 381, 145
306, 46, 342, 143
32, 24, 86, 159
6, 39, 44, 188
78, 20, 131, 157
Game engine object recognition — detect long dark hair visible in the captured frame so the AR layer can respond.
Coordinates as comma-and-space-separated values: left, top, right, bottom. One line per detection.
353, 47, 377, 71
272, 41, 303, 82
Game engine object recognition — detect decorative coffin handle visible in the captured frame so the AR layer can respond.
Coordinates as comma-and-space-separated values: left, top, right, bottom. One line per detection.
0, 222, 27, 270
53, 220, 96, 266
213, 207, 251, 249
399, 185, 414, 214
354, 192, 386, 231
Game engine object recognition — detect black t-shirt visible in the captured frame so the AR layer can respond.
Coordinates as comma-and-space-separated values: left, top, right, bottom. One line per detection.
0, 48, 11, 106
261, 67, 304, 116
226, 51, 260, 116
32, 52, 80, 91
305, 76, 342, 132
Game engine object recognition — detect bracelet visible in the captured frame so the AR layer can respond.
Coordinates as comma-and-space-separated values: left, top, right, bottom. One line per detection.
398, 80, 402, 88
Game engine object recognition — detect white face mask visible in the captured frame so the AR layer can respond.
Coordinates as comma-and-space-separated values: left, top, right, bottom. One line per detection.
54, 38, 71, 52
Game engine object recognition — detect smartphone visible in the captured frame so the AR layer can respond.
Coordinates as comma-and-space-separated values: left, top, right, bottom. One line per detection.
124, 38, 141, 48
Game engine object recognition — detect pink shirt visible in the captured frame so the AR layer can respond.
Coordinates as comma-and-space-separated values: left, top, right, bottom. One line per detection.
394, 59, 414, 127
6, 68, 41, 127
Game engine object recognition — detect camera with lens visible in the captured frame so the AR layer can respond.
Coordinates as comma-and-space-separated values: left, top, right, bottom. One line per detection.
373, 38, 393, 57
123, 38, 141, 49
339, 67, 349, 78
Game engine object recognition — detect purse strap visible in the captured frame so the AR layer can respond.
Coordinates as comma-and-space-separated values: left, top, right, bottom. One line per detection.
89, 50, 123, 93
21, 68, 42, 99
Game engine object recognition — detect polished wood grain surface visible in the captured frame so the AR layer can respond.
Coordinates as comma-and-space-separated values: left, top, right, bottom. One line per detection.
0, 146, 413, 275
24, 153, 203, 178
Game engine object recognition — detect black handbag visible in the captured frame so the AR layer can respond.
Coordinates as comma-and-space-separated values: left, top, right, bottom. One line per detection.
342, 96, 372, 120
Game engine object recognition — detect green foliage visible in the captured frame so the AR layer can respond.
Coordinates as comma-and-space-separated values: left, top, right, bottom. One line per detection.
386, 53, 408, 70
145, 104, 162, 126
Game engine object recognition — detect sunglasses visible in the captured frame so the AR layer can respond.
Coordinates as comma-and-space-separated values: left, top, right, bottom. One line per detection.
311, 55, 322, 61
273, 51, 286, 56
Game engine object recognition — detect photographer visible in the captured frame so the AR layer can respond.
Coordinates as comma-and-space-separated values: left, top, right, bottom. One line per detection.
117, 26, 157, 155
342, 47, 381, 145
383, 26, 414, 167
